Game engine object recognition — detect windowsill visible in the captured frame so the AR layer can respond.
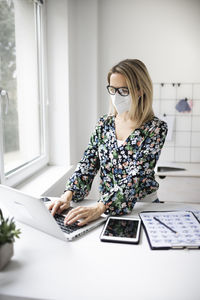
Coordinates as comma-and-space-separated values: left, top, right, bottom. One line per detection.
16, 164, 75, 197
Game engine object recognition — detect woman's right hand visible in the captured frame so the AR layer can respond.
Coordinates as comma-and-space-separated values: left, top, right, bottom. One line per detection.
48, 191, 73, 216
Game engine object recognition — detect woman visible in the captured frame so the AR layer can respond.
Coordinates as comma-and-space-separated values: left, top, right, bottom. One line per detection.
49, 59, 168, 226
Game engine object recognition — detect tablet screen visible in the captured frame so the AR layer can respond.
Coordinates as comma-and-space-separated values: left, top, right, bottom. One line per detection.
103, 218, 139, 238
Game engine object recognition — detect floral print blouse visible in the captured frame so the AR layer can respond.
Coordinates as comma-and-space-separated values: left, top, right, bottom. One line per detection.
65, 115, 168, 216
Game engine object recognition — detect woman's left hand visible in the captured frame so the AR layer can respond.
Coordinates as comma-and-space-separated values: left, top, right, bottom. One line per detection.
64, 202, 106, 227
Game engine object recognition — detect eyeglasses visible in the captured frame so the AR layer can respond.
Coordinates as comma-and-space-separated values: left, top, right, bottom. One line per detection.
107, 85, 129, 97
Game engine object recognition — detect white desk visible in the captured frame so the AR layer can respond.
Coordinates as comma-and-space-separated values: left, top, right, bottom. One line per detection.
1, 201, 200, 300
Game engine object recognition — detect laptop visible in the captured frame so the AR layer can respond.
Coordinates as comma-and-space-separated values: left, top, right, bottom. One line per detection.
0, 184, 106, 241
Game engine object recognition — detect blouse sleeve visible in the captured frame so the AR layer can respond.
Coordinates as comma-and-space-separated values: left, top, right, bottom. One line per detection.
65, 120, 101, 202
99, 119, 168, 215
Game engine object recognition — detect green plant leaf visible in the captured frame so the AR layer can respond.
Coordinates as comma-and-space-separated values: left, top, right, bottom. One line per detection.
0, 209, 21, 245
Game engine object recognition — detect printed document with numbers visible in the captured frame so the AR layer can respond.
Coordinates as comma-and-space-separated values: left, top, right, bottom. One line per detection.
139, 211, 200, 249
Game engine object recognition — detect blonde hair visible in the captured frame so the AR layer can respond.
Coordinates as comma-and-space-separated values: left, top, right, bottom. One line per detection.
107, 59, 154, 128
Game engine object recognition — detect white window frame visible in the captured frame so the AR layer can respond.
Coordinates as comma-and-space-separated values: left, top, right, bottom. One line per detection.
0, 0, 49, 187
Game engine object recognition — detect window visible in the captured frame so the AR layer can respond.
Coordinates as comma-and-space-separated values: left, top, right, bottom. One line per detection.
0, 0, 48, 186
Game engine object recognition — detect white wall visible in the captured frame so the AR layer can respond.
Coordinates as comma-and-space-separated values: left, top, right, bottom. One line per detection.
46, 0, 70, 166
46, 0, 99, 165
98, 0, 200, 116
68, 0, 99, 164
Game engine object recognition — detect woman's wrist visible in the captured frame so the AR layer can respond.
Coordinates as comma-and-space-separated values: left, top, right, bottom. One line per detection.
96, 201, 106, 215
62, 190, 73, 203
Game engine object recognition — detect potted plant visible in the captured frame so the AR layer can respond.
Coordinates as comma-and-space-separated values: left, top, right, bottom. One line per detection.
0, 209, 21, 270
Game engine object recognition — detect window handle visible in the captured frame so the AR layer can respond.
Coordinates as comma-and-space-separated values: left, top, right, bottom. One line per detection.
0, 88, 9, 115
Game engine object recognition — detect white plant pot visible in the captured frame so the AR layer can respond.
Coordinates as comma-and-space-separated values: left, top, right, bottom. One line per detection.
0, 242, 14, 270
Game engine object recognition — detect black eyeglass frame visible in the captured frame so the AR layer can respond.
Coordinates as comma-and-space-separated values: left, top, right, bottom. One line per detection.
106, 85, 129, 96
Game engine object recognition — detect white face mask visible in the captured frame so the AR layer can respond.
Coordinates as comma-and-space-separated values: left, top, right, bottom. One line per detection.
111, 93, 131, 115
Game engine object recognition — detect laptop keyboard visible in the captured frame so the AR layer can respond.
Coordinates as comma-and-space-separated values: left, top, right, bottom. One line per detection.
40, 197, 86, 234
54, 213, 85, 234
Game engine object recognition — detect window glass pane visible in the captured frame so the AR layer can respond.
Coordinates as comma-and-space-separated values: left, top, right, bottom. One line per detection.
0, 0, 42, 175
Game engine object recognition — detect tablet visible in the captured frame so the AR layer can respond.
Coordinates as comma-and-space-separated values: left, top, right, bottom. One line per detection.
100, 216, 141, 244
